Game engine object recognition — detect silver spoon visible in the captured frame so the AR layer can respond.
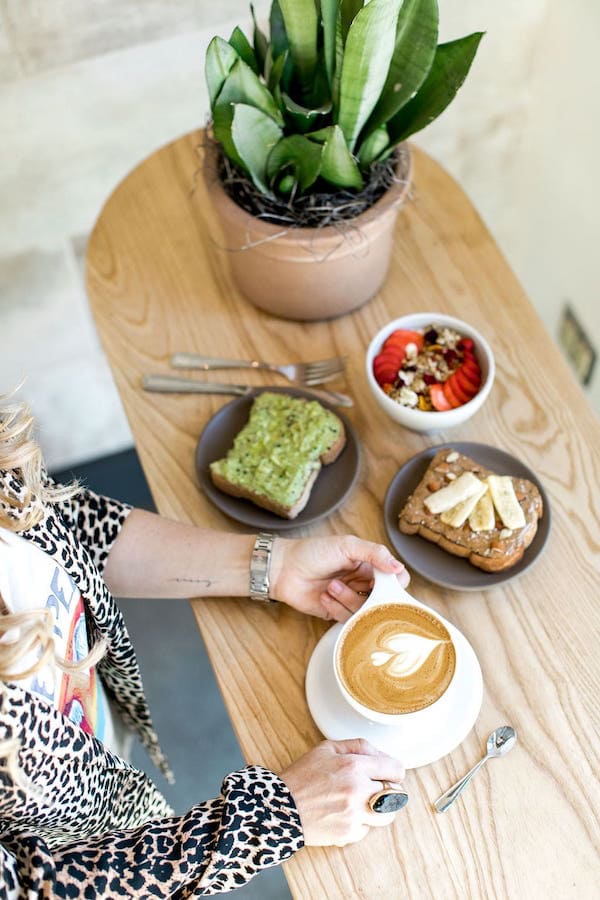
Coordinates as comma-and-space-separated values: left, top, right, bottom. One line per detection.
434, 725, 517, 813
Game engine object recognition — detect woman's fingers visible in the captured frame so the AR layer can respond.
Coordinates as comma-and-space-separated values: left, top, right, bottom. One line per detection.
334, 824, 370, 847
341, 537, 408, 579
365, 811, 397, 827
324, 580, 364, 615
320, 593, 353, 622
364, 756, 406, 784
327, 738, 389, 757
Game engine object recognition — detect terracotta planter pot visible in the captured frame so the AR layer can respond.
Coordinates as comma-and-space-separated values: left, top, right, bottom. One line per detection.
202, 143, 412, 321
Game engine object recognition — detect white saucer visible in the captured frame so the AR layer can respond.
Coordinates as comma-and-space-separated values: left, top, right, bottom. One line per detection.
305, 619, 483, 769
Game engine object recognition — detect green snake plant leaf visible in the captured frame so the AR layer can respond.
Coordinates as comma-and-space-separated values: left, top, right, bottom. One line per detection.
278, 0, 319, 91
341, 0, 364, 43
269, 0, 288, 60
231, 104, 283, 198
321, 0, 339, 87
250, 3, 268, 75
386, 32, 484, 146
267, 50, 289, 93
266, 135, 323, 191
364, 0, 439, 136
212, 102, 244, 169
282, 92, 332, 133
330, 6, 345, 114
338, 0, 403, 152
357, 125, 389, 168
321, 124, 364, 189
228, 26, 258, 74
205, 37, 239, 107
217, 58, 285, 126
305, 126, 332, 142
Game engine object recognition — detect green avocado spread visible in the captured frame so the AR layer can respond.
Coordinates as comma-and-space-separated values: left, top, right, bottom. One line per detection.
210, 392, 342, 508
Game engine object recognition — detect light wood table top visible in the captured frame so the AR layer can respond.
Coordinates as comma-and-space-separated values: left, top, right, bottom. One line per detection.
86, 130, 600, 899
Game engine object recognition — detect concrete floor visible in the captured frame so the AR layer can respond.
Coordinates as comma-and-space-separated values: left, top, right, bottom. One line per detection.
53, 448, 291, 899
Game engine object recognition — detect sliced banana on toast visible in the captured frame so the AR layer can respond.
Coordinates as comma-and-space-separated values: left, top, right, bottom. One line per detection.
487, 475, 526, 529
424, 472, 485, 515
441, 480, 488, 528
468, 487, 496, 532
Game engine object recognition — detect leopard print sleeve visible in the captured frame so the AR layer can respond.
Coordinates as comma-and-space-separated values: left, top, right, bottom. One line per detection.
0, 766, 303, 898
51, 482, 132, 574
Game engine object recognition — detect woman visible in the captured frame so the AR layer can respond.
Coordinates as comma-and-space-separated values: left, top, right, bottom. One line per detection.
0, 394, 408, 897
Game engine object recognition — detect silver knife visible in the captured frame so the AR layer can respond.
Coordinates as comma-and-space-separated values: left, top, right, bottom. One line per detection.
142, 374, 354, 408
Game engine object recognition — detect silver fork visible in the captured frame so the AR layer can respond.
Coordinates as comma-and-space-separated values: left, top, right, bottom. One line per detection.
170, 353, 346, 387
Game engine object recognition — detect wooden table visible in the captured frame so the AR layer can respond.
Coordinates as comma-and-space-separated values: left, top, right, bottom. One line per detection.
86, 130, 600, 899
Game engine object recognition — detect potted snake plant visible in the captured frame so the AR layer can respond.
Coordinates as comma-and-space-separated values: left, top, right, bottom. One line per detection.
203, 0, 482, 320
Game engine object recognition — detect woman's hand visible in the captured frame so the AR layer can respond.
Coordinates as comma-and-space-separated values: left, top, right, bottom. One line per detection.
280, 739, 405, 847
269, 534, 409, 622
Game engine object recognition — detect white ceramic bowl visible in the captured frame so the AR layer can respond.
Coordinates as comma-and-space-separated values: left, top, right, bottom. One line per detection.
365, 313, 495, 432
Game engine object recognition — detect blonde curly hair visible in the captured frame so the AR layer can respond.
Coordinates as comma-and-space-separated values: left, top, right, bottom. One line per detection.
0, 391, 105, 785
0, 392, 77, 531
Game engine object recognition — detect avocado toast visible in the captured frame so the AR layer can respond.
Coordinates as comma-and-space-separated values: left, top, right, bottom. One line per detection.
209, 392, 346, 518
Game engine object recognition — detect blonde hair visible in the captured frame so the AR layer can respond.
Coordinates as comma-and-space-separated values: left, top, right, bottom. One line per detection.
0, 391, 106, 785
0, 392, 77, 531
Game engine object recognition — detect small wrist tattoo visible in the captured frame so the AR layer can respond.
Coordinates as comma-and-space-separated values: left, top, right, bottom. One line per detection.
168, 577, 214, 587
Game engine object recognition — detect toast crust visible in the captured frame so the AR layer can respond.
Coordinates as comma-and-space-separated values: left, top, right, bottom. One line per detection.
210, 394, 346, 519
398, 449, 543, 572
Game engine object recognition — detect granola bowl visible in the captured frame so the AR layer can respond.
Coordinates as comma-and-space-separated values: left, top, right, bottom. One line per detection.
365, 313, 495, 433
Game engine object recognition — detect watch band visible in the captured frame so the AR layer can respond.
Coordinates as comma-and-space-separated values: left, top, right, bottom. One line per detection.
249, 532, 276, 602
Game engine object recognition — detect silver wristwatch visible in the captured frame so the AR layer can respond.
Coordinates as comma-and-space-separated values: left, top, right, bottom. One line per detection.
249, 532, 276, 602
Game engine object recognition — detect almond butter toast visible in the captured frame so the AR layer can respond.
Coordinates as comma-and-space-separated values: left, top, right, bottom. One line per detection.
398, 448, 543, 572
209, 391, 346, 518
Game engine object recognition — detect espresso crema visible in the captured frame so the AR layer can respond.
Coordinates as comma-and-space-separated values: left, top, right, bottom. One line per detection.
336, 603, 456, 714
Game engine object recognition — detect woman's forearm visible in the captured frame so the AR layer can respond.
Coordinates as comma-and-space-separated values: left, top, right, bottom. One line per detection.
102, 508, 255, 599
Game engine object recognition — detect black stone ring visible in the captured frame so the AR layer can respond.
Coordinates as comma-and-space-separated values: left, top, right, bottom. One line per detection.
368, 782, 409, 814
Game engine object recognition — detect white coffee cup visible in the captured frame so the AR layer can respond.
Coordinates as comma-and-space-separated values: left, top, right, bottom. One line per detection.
333, 568, 457, 726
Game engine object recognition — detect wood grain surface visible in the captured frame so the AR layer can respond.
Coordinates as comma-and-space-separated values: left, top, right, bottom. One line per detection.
86, 130, 600, 899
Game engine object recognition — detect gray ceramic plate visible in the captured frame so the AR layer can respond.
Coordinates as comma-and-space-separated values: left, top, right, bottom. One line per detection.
384, 442, 551, 591
195, 387, 361, 531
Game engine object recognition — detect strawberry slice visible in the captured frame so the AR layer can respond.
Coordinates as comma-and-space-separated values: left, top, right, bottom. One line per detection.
455, 367, 479, 397
373, 353, 401, 385
462, 357, 481, 381
374, 358, 401, 379
462, 355, 480, 372
443, 380, 463, 409
447, 373, 472, 405
373, 356, 399, 371
374, 369, 396, 387
430, 383, 452, 411
383, 329, 424, 353
458, 337, 474, 352
462, 348, 480, 366
374, 348, 403, 365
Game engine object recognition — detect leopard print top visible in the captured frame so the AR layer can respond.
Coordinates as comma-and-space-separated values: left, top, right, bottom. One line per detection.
0, 471, 303, 897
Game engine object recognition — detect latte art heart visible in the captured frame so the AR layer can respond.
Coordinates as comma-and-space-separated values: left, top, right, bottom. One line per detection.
370, 633, 444, 677
336, 603, 456, 715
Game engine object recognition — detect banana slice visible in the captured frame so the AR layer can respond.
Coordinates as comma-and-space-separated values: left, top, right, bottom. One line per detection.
488, 476, 526, 529
424, 472, 485, 515
441, 480, 488, 527
468, 487, 496, 532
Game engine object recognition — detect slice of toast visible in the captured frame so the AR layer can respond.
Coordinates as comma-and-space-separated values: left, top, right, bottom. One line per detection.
209, 392, 346, 518
398, 448, 543, 572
